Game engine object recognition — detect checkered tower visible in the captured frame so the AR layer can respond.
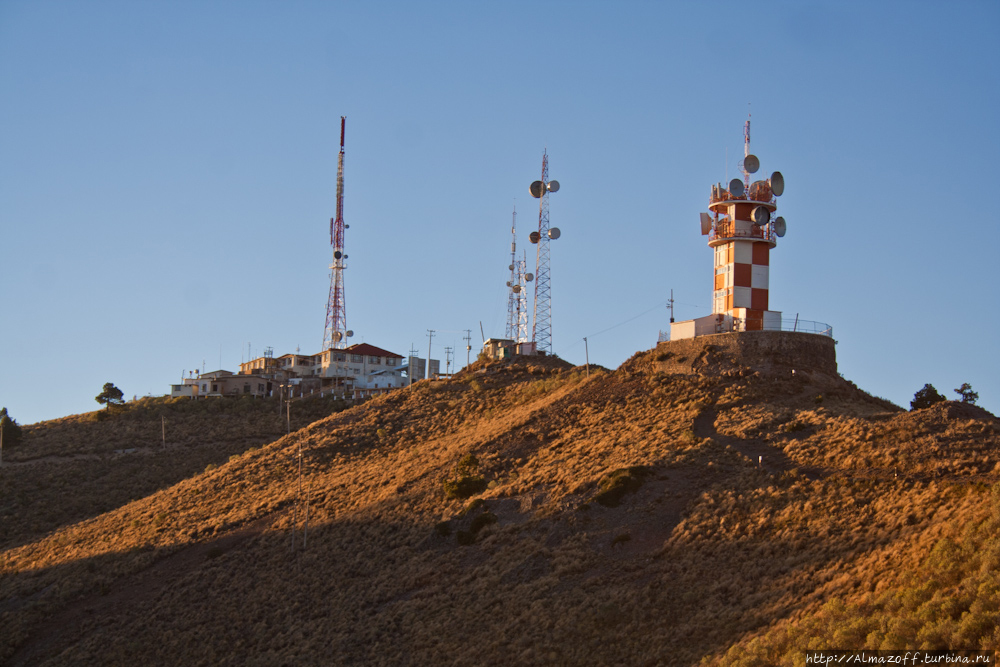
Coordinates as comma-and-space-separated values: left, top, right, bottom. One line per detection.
703, 118, 785, 331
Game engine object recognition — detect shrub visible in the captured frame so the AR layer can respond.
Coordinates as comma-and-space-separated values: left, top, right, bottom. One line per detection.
469, 511, 497, 534
442, 453, 487, 499
954, 383, 979, 405
593, 466, 652, 507
0, 407, 23, 448
911, 384, 946, 410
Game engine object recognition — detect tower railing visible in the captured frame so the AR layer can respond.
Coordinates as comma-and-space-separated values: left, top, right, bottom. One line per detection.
709, 222, 776, 244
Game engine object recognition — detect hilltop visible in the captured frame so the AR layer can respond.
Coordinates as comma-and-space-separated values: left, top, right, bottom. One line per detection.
1, 335, 998, 665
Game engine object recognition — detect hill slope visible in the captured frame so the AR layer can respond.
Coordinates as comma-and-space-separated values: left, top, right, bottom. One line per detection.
1, 341, 998, 665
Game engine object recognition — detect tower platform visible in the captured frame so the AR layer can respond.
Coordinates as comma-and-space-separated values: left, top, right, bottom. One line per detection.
654, 330, 837, 377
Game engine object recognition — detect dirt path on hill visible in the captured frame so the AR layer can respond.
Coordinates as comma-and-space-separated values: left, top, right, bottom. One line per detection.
693, 407, 825, 480
8, 515, 276, 666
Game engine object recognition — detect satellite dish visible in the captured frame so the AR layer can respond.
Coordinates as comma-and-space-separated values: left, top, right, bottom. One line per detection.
548, 227, 561, 240
506, 281, 512, 287
509, 264, 514, 271
770, 171, 784, 196
729, 178, 744, 198
744, 154, 760, 174
345, 224, 350, 229
334, 250, 343, 259
699, 212, 712, 235
752, 206, 771, 225
346, 330, 354, 337
529, 181, 544, 198
529, 231, 540, 244
547, 180, 560, 193
774, 216, 786, 237
525, 272, 534, 282
513, 285, 521, 293
332, 332, 343, 342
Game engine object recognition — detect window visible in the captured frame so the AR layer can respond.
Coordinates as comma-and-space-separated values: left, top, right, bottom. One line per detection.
212, 384, 218, 392
354, 368, 360, 374
243, 383, 251, 393
258, 384, 264, 392
369, 356, 380, 364
202, 384, 207, 392
351, 354, 363, 363
386, 358, 396, 366
335, 353, 346, 362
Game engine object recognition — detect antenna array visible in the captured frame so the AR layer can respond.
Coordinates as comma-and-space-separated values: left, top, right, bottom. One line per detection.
323, 116, 353, 351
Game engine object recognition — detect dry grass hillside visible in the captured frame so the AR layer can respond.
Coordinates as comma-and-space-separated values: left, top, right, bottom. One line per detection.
1, 339, 998, 666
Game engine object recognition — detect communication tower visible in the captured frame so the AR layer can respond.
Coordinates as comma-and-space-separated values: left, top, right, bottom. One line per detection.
528, 151, 560, 354
690, 116, 787, 334
323, 117, 354, 351
505, 205, 532, 342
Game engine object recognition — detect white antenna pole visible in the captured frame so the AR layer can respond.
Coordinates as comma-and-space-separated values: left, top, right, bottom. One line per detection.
426, 330, 435, 380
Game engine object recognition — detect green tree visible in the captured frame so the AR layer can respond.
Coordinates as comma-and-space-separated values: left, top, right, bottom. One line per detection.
0, 407, 23, 448
95, 382, 125, 411
910, 383, 946, 410
954, 383, 979, 405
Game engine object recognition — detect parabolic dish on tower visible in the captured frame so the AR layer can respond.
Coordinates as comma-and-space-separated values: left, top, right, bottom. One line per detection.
546, 180, 560, 193
529, 181, 544, 198
752, 206, 771, 225
529, 231, 540, 244
525, 272, 534, 282
743, 154, 760, 174
548, 227, 561, 240
774, 216, 786, 237
346, 330, 354, 337
729, 178, 745, 198
332, 332, 342, 342
770, 171, 784, 196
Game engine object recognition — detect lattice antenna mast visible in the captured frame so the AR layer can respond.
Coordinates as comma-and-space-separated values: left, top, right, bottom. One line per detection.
505, 205, 518, 340
529, 150, 559, 354
323, 116, 349, 351
516, 250, 529, 342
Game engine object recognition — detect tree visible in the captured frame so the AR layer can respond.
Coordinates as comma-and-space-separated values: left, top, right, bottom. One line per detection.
95, 382, 125, 411
0, 407, 23, 448
910, 383, 946, 410
954, 383, 979, 405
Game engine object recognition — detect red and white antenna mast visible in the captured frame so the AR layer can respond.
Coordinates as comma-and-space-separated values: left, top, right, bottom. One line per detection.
323, 116, 351, 351
528, 150, 560, 354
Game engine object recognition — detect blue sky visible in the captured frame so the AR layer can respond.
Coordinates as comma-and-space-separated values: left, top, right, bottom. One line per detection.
1, 0, 998, 424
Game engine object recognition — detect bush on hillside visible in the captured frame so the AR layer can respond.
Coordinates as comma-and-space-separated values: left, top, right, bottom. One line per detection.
0, 407, 23, 448
442, 453, 487, 499
593, 466, 652, 507
911, 384, 946, 411
954, 383, 979, 405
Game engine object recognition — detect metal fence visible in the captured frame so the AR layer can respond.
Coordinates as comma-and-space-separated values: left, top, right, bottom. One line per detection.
658, 317, 833, 342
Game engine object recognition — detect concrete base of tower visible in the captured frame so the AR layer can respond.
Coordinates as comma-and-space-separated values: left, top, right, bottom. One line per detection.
654, 330, 838, 377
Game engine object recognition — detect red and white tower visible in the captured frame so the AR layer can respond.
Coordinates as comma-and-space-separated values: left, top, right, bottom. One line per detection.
505, 205, 532, 343
673, 118, 787, 339
323, 116, 352, 350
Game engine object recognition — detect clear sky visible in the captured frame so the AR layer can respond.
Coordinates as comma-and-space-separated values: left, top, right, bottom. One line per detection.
2, 0, 998, 425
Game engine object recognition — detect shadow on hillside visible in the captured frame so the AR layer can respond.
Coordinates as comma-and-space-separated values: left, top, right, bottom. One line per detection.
0, 439, 275, 553
693, 406, 824, 480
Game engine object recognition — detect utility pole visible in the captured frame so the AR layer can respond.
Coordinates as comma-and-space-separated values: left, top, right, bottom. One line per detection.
463, 329, 472, 368
667, 289, 675, 323
444, 346, 453, 375
161, 416, 166, 447
426, 330, 435, 380
583, 337, 590, 377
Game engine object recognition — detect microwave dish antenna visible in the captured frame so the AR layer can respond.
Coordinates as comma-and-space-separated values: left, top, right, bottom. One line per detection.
769, 171, 784, 196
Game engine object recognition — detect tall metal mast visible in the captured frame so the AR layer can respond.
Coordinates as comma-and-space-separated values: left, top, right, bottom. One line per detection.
323, 116, 349, 351
505, 205, 531, 343
529, 150, 559, 354
506, 205, 518, 340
